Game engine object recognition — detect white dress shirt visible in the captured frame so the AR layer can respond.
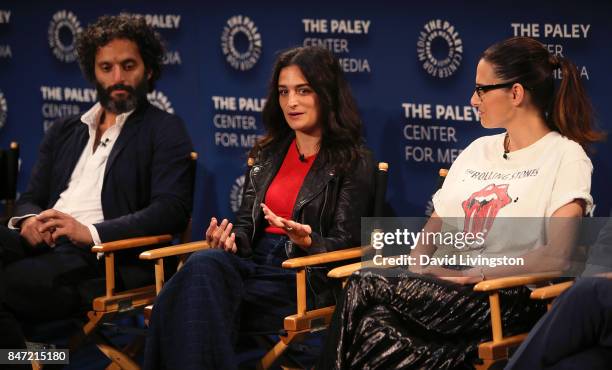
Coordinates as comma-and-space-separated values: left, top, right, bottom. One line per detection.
9, 103, 134, 246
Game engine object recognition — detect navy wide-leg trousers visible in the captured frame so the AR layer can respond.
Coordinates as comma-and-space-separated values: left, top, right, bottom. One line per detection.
144, 234, 297, 370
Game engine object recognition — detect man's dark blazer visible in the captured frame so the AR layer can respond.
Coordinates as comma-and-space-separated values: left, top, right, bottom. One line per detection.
16, 101, 194, 245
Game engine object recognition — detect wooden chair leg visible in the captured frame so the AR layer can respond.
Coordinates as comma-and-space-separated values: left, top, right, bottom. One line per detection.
84, 311, 107, 336
96, 341, 140, 370
105, 362, 123, 370
258, 331, 310, 370
258, 340, 289, 370
104, 337, 144, 370
91, 330, 140, 370
69, 310, 110, 352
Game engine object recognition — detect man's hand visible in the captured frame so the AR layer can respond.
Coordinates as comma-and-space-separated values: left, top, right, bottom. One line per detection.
20, 216, 55, 247
36, 209, 94, 246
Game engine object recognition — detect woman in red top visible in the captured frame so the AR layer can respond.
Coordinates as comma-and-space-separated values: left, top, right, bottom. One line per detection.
144, 46, 375, 370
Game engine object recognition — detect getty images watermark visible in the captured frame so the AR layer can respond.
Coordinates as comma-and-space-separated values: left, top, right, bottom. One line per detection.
370, 228, 525, 268
359, 217, 612, 277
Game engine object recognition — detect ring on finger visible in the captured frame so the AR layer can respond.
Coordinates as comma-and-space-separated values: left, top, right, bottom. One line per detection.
285, 226, 293, 231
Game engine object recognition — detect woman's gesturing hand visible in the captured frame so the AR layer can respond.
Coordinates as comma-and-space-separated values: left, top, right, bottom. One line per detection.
205, 217, 237, 254
261, 203, 312, 247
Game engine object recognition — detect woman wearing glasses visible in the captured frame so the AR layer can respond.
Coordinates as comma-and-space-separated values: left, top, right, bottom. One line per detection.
318, 36, 605, 369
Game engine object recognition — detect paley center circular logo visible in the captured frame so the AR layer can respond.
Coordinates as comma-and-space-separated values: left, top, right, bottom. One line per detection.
147, 90, 175, 114
0, 89, 7, 130
220, 15, 262, 71
48, 10, 83, 63
416, 19, 463, 78
229, 175, 245, 213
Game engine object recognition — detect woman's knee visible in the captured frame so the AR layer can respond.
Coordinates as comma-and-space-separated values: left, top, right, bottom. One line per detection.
187, 248, 233, 264
158, 249, 242, 302
179, 249, 240, 278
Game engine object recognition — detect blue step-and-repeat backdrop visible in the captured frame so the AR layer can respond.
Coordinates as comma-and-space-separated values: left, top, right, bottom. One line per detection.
1, 0, 610, 240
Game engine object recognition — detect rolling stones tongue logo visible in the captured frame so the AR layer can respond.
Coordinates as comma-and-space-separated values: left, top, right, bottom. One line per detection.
462, 184, 511, 236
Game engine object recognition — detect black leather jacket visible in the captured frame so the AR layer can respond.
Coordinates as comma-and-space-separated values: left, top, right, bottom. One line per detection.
233, 136, 375, 259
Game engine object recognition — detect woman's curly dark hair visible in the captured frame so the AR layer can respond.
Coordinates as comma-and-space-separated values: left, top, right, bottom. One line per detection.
76, 14, 165, 91
252, 46, 366, 174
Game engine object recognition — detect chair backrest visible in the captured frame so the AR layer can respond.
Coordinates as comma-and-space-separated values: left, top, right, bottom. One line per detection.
373, 162, 388, 218
179, 151, 199, 244
436, 168, 448, 192
0, 141, 19, 221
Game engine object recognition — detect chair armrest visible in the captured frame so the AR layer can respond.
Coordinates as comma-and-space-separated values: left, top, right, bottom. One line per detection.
473, 271, 563, 292
530, 281, 574, 300
91, 234, 173, 253
281, 246, 363, 269
139, 240, 210, 260
327, 261, 363, 279
476, 271, 563, 345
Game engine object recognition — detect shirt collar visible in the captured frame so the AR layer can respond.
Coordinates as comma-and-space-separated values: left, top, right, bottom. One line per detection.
80, 102, 135, 131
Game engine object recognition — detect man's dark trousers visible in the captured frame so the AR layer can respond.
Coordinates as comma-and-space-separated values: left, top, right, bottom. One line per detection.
0, 225, 102, 347
506, 277, 612, 369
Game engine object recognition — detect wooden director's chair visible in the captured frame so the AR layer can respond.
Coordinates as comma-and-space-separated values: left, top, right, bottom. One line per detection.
324, 169, 572, 370
474, 214, 598, 368
138, 161, 390, 369
52, 151, 199, 370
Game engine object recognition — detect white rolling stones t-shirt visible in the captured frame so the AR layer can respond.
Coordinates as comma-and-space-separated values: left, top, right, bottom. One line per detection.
432, 131, 593, 258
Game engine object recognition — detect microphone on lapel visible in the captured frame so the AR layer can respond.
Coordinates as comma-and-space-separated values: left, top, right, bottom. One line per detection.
295, 141, 306, 162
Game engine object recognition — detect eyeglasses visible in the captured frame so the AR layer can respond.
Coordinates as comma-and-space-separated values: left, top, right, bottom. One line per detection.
473, 82, 518, 99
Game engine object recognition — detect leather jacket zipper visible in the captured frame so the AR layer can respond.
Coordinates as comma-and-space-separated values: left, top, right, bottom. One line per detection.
319, 186, 329, 236
249, 166, 259, 242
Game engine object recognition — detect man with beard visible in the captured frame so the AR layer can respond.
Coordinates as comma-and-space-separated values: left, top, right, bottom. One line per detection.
0, 15, 193, 354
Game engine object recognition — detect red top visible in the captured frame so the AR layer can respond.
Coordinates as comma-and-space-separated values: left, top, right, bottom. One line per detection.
264, 139, 316, 235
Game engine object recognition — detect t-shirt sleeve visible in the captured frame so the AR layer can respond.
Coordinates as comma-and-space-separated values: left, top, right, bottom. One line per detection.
548, 157, 593, 217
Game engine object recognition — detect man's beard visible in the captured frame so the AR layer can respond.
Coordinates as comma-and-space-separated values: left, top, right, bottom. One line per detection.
96, 78, 148, 114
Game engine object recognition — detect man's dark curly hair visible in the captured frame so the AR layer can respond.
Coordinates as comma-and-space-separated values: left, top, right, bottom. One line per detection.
76, 14, 165, 91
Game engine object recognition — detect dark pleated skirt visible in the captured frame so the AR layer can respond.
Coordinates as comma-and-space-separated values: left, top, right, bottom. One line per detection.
318, 268, 546, 370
